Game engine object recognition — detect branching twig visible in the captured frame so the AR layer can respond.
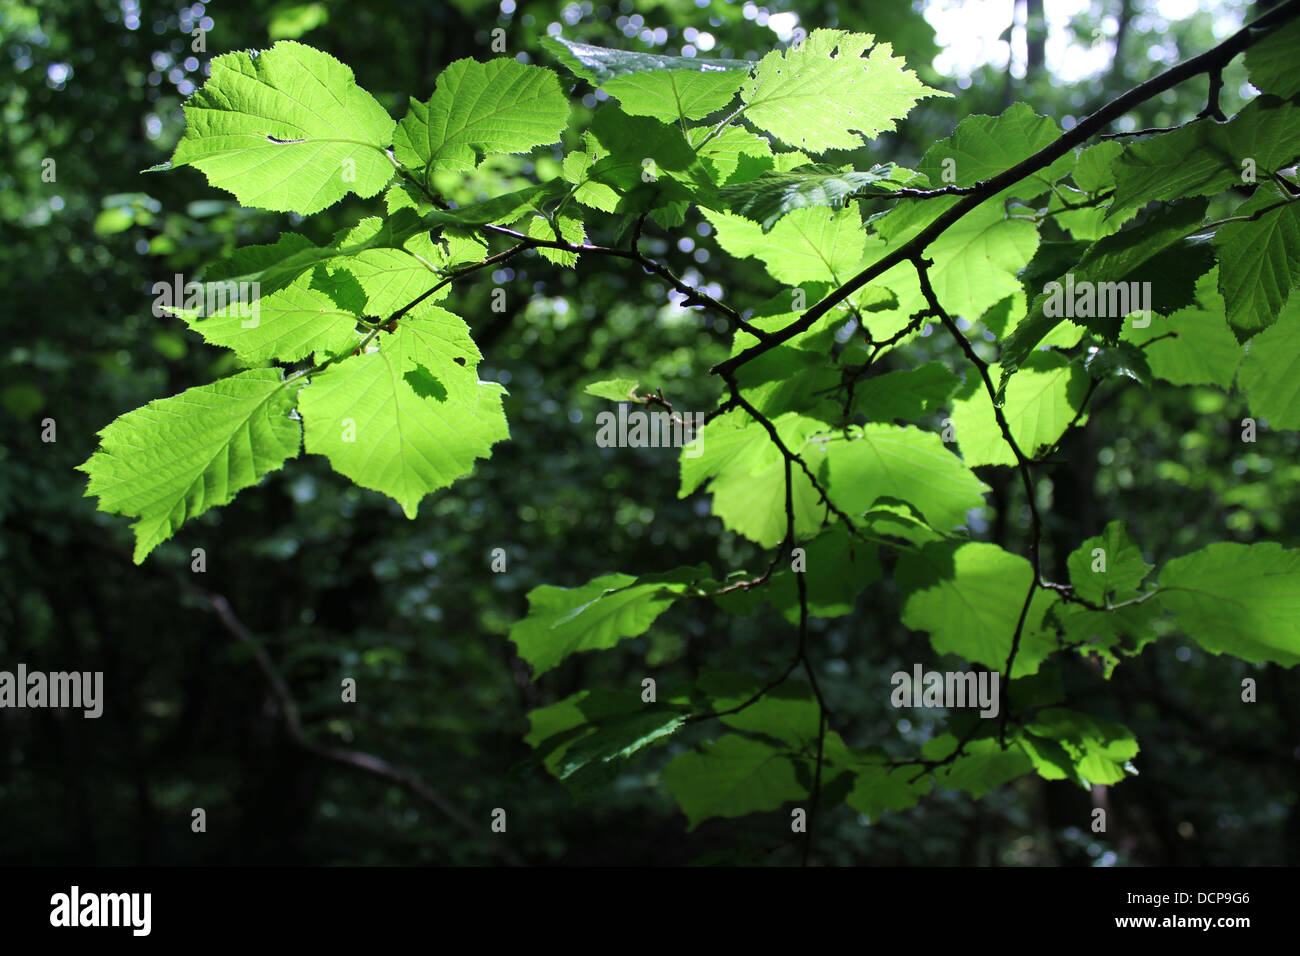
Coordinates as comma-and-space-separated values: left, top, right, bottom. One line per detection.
197, 588, 525, 866
711, 0, 1300, 381
911, 256, 1042, 746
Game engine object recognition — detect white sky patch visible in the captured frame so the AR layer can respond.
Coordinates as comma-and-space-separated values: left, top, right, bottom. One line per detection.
766, 11, 800, 41
1156, 0, 1201, 19
1045, 0, 1112, 82
923, 0, 1247, 83
926, 0, 1013, 77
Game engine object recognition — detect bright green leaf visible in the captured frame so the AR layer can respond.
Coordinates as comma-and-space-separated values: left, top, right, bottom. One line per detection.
169, 41, 396, 215
739, 29, 948, 152
896, 541, 1058, 677
543, 36, 749, 123
393, 57, 569, 172
1120, 268, 1243, 388
951, 352, 1090, 467
1214, 182, 1300, 336
299, 304, 509, 518
679, 410, 828, 547
1238, 294, 1300, 428
508, 565, 709, 676
703, 204, 867, 286
173, 264, 364, 364
79, 369, 302, 563
1066, 520, 1151, 605
824, 424, 988, 530
585, 379, 641, 401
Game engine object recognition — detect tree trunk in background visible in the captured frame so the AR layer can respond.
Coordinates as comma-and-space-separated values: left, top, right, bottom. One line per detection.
1114, 0, 1134, 70
1025, 0, 1046, 77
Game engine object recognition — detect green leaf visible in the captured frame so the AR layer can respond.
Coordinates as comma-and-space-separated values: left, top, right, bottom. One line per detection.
714, 683, 821, 748
859, 500, 947, 547
93, 207, 135, 236
1239, 295, 1300, 429
584, 379, 641, 402
1214, 182, 1300, 336
717, 526, 880, 622
896, 541, 1058, 678
1157, 542, 1300, 666
703, 204, 867, 286
323, 217, 444, 316
732, 341, 841, 421
663, 734, 806, 830
577, 107, 707, 214
849, 362, 961, 423
1120, 268, 1243, 388
717, 163, 923, 231
508, 565, 709, 676
543, 36, 750, 82
543, 36, 749, 123
770, 526, 880, 622
386, 181, 567, 229
170, 41, 396, 215
79, 369, 302, 563
1051, 188, 1134, 242
917, 102, 1074, 199
873, 198, 1041, 323
393, 57, 569, 172
1083, 342, 1153, 386
688, 124, 773, 185
1066, 520, 1151, 605
525, 689, 689, 792
739, 29, 948, 152
561, 140, 622, 213
525, 211, 586, 267
828, 739, 932, 820
267, 2, 329, 40
1246, 19, 1300, 98
1052, 602, 1160, 675
1001, 198, 1212, 383
556, 709, 687, 790
1072, 140, 1122, 194
679, 411, 828, 547
921, 734, 1034, 799
1110, 97, 1300, 217
298, 304, 509, 518
173, 264, 364, 364
950, 352, 1090, 467
1016, 240, 1093, 313
439, 182, 569, 226
1021, 709, 1139, 786
824, 424, 988, 531
199, 210, 436, 297
589, 105, 699, 176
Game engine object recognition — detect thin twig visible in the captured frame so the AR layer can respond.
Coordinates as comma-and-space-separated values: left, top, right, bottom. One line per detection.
711, 0, 1300, 380
198, 588, 525, 866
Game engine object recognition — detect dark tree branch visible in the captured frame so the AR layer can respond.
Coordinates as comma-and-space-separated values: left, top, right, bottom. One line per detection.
712, 0, 1300, 380
911, 256, 1042, 746
197, 588, 525, 866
